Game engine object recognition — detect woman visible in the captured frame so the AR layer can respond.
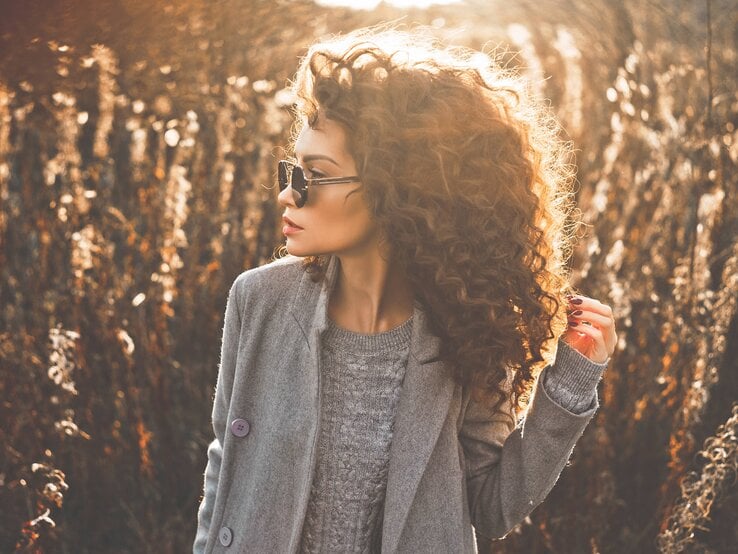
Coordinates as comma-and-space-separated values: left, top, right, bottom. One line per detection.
193, 25, 617, 554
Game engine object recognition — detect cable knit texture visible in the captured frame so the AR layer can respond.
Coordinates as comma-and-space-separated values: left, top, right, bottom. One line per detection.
298, 314, 414, 554
543, 337, 610, 414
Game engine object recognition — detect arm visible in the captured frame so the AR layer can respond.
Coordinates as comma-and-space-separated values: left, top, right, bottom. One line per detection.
542, 337, 609, 414
193, 278, 243, 554
460, 336, 608, 540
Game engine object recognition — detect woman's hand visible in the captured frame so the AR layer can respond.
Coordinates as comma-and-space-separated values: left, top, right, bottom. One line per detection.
563, 294, 617, 364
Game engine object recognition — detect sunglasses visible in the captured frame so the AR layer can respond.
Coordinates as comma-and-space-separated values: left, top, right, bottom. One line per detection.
277, 159, 361, 208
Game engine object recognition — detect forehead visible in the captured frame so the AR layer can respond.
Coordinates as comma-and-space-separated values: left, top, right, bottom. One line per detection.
293, 115, 349, 160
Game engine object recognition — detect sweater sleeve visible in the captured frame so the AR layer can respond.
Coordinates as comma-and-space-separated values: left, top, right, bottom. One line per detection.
193, 278, 243, 554
460, 339, 605, 540
542, 337, 609, 414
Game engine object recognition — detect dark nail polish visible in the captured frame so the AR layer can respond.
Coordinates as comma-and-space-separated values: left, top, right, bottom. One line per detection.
571, 298, 583, 304
569, 321, 578, 326
571, 309, 583, 316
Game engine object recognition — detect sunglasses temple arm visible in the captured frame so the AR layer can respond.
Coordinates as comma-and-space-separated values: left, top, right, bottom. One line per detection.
308, 177, 361, 185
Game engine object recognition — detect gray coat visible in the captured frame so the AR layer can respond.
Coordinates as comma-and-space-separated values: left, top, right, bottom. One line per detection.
193, 254, 600, 553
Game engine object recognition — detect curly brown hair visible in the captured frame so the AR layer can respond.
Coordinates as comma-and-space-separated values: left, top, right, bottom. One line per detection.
279, 24, 582, 420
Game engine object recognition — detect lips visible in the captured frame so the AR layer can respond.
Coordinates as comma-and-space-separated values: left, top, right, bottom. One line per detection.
282, 215, 303, 229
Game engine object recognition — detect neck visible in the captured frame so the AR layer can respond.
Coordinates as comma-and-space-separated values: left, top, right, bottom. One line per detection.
327, 247, 414, 335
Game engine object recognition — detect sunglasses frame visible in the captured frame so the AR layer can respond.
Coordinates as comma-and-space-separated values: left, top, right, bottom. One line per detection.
277, 159, 361, 207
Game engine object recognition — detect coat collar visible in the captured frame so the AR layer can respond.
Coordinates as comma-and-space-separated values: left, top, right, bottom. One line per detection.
288, 254, 455, 554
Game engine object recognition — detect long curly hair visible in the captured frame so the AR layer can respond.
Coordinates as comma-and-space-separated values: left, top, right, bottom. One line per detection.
280, 24, 581, 419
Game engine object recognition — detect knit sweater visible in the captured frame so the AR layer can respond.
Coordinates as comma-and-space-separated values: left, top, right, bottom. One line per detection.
298, 314, 414, 553
297, 311, 607, 553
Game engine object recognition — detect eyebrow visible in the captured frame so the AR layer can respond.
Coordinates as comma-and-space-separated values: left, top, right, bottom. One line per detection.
293, 154, 340, 167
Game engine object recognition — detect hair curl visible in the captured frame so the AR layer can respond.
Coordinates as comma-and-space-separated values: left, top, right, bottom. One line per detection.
279, 24, 581, 420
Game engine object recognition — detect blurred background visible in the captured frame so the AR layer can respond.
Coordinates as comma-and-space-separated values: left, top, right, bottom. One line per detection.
1, 0, 736, 552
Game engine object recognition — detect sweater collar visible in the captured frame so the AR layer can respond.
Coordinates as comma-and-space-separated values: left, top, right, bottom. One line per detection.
289, 254, 441, 365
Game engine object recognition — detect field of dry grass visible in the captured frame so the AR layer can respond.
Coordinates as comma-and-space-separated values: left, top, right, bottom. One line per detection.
1, 1, 736, 552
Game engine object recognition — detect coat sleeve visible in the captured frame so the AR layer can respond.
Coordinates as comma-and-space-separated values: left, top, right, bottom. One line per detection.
193, 277, 243, 554
459, 346, 601, 540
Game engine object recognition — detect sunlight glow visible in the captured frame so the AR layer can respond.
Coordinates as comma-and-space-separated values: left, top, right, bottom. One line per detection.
316, 0, 463, 9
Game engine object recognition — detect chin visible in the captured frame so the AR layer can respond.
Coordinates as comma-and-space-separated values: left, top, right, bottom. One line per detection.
284, 242, 314, 258
285, 242, 337, 259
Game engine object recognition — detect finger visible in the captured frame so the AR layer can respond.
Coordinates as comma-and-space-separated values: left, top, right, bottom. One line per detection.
567, 308, 617, 347
567, 310, 611, 329
567, 317, 615, 356
567, 318, 604, 339
566, 320, 605, 346
567, 296, 613, 318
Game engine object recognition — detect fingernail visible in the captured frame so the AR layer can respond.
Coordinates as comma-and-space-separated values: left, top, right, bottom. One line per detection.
571, 309, 583, 316
570, 298, 583, 304
569, 320, 579, 326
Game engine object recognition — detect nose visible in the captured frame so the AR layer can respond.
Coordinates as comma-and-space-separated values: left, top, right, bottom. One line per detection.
277, 181, 297, 208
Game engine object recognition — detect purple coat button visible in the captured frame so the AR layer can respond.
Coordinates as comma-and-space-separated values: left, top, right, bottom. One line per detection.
218, 525, 233, 546
230, 418, 250, 437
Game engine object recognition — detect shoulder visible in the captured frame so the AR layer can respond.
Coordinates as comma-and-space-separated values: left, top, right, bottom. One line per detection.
229, 254, 306, 309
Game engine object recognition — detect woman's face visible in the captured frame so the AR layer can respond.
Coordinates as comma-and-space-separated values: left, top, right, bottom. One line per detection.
278, 114, 380, 258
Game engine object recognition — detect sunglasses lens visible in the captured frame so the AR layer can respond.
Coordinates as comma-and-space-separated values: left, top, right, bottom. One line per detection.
292, 165, 306, 207
277, 161, 307, 207
277, 161, 289, 191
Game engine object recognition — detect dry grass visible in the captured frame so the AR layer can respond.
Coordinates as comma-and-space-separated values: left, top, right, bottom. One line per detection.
0, 1, 736, 552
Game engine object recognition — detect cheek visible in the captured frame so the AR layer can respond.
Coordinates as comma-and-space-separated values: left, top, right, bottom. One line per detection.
319, 196, 375, 240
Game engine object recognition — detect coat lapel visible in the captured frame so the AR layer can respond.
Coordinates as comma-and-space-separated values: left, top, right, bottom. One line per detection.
288, 254, 456, 554
286, 255, 338, 553
288, 255, 340, 347
381, 304, 455, 553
